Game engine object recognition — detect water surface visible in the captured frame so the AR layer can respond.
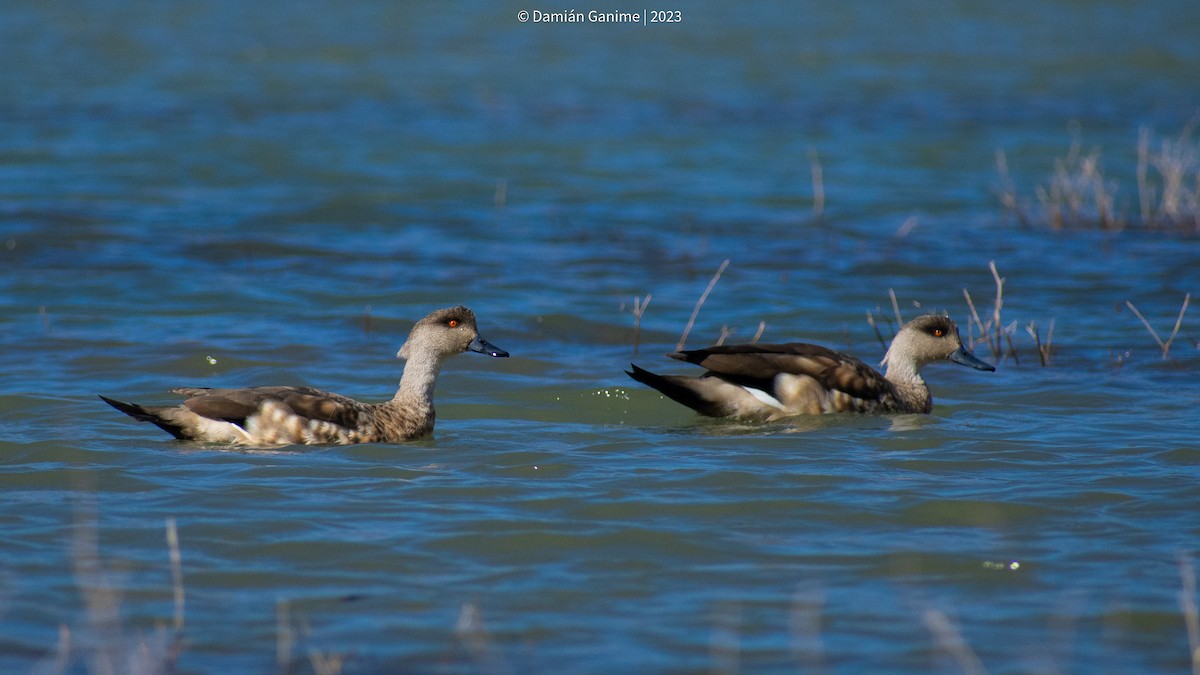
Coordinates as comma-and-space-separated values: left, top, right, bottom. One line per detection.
2, 1, 1199, 672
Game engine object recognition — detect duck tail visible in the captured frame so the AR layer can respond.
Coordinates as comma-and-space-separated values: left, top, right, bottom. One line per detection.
99, 395, 189, 439
625, 364, 727, 417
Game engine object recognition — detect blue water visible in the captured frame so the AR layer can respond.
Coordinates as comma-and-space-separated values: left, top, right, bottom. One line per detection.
2, 0, 1199, 672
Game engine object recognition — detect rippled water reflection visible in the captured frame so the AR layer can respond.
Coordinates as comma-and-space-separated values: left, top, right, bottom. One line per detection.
2, 0, 1199, 672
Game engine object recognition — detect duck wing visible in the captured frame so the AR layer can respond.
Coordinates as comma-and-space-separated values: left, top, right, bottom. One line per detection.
669, 342, 892, 402
171, 386, 364, 429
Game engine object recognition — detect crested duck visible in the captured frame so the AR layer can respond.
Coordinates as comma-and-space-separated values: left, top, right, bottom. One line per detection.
101, 306, 508, 445
626, 314, 993, 419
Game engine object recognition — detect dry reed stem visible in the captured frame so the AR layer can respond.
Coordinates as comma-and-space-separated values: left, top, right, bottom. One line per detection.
1180, 555, 1200, 675
1126, 292, 1191, 359
1011, 123, 1200, 231
922, 608, 988, 675
277, 600, 345, 675
277, 600, 294, 672
48, 625, 72, 674
788, 587, 827, 672
716, 325, 734, 346
710, 601, 743, 675
962, 288, 986, 351
989, 261, 1004, 358
888, 288, 903, 327
809, 148, 825, 221
1151, 120, 1200, 227
995, 149, 1030, 226
865, 311, 886, 349
895, 215, 919, 238
1025, 320, 1054, 366
308, 648, 345, 675
454, 602, 508, 673
71, 505, 124, 675
493, 178, 507, 208
1138, 127, 1153, 225
631, 294, 651, 357
677, 259, 730, 351
751, 320, 766, 344
166, 519, 184, 635
164, 518, 186, 670
1003, 321, 1021, 366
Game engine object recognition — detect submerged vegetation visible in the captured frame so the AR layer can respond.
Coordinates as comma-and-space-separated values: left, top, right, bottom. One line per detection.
996, 122, 1200, 233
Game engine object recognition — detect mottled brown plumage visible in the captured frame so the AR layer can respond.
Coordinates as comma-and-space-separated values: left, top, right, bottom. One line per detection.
101, 306, 508, 446
627, 314, 993, 420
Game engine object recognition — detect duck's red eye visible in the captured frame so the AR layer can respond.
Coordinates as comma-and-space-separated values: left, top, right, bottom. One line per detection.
448, 319, 459, 328
933, 328, 944, 337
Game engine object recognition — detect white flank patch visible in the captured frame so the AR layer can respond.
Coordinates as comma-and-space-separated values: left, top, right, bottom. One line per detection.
193, 416, 252, 444
742, 386, 786, 410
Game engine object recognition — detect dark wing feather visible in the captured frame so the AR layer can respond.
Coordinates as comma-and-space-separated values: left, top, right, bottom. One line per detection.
625, 364, 734, 417
172, 386, 363, 428
670, 342, 893, 401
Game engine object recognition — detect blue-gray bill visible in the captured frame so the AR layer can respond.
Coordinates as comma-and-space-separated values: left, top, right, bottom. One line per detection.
948, 346, 995, 371
469, 337, 509, 358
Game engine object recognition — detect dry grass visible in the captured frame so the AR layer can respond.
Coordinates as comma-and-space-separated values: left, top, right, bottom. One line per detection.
1140, 123, 1200, 231
42, 513, 357, 675
961, 261, 1021, 365
871, 261, 1055, 367
25, 511, 1200, 672
43, 510, 185, 675
998, 122, 1200, 233
626, 260, 772, 353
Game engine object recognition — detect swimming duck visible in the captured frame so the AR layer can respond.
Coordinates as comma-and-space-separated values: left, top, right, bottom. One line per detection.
100, 306, 508, 445
626, 314, 993, 419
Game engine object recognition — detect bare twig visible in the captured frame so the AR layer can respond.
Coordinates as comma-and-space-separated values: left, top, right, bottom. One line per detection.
677, 259, 730, 351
